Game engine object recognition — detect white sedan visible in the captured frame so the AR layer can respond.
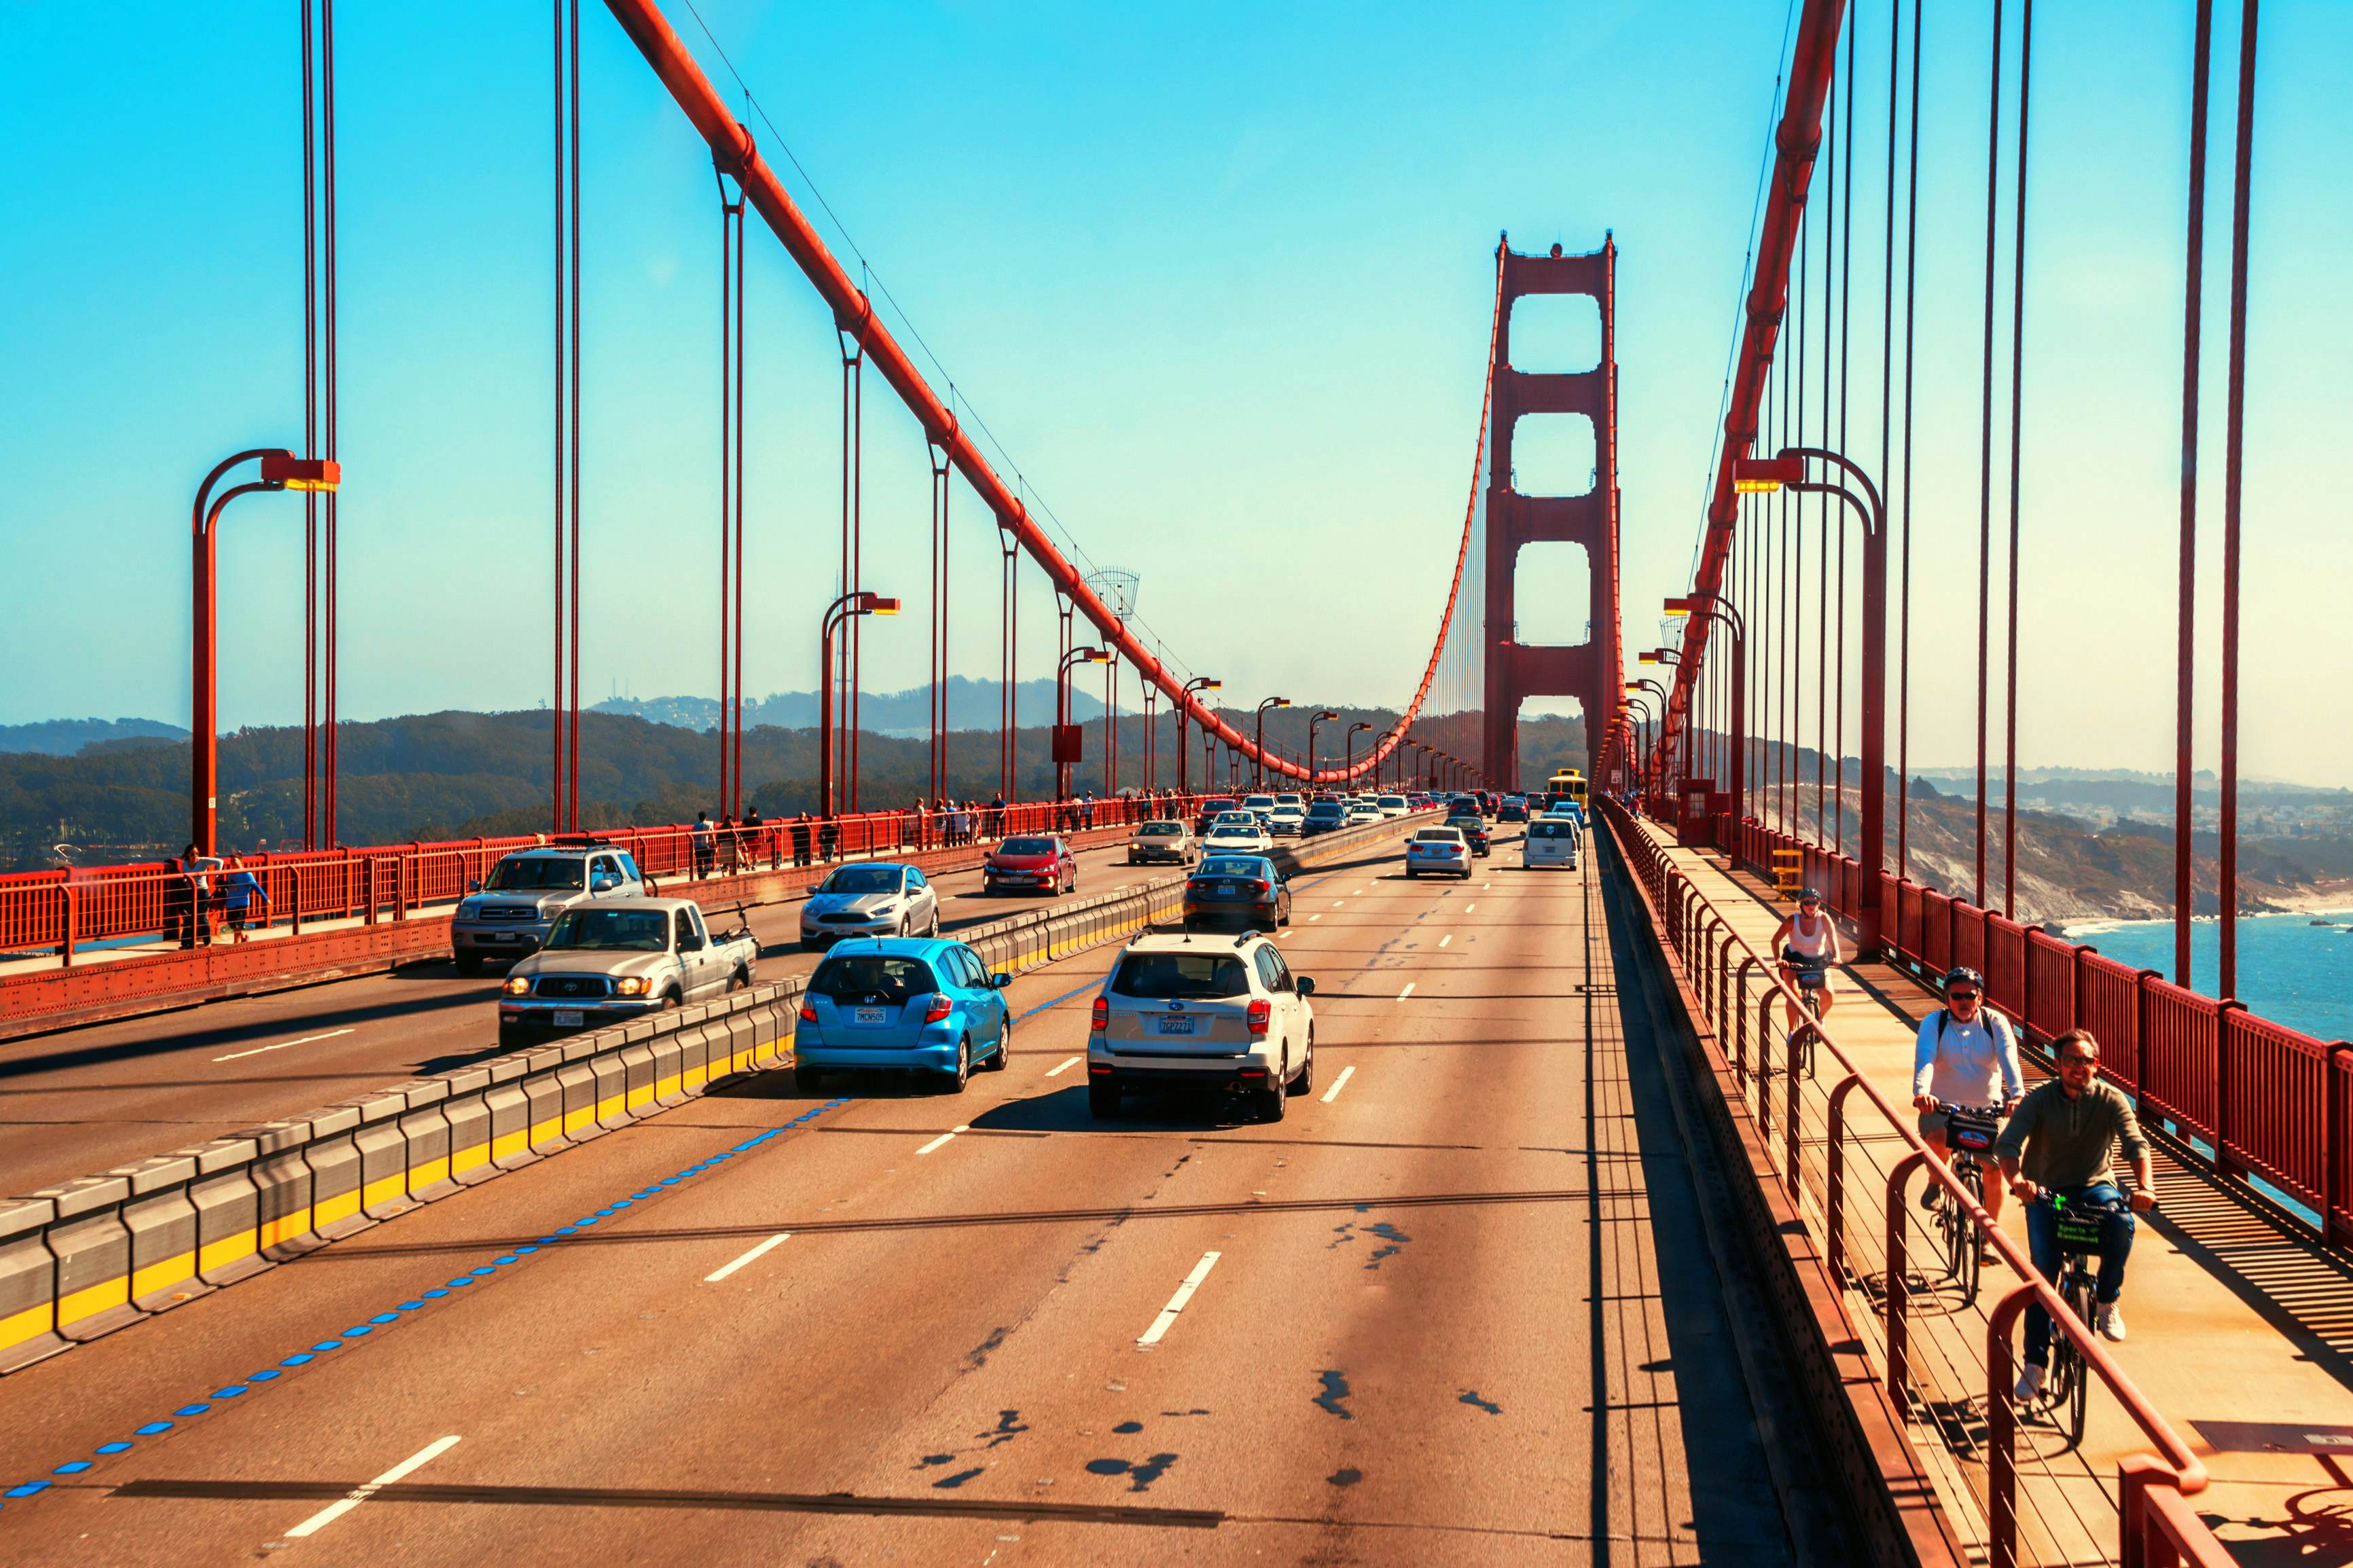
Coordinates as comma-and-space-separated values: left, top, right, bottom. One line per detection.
1201, 822, 1274, 855
1405, 826, 1473, 879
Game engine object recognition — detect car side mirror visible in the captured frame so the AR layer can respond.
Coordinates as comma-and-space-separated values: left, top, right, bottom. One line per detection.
679, 932, 704, 952
992, 972, 1013, 989
467, 878, 482, 893
591, 875, 618, 893
1296, 976, 1316, 996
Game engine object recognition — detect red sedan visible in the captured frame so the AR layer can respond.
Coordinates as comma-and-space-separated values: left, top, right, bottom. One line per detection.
984, 833, 1077, 896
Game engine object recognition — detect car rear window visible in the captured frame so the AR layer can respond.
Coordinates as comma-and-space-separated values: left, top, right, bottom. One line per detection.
1197, 857, 1268, 877
999, 837, 1055, 855
1138, 822, 1181, 835
808, 955, 939, 1000
1112, 953, 1251, 1000
1414, 828, 1464, 843
1530, 820, 1575, 839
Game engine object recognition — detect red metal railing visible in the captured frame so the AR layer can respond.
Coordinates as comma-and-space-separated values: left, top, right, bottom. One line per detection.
1605, 800, 2225, 1568
1, 795, 1200, 971
1714, 812, 2353, 1253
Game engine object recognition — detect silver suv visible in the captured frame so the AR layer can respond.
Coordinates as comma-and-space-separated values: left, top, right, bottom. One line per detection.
451, 842, 648, 973
1087, 931, 1316, 1123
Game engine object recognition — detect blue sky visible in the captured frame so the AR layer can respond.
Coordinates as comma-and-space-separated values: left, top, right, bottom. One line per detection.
3, 3, 2347, 781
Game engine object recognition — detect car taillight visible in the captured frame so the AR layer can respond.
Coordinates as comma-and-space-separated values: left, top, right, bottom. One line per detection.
1246, 998, 1271, 1036
1092, 996, 1109, 1033
1251, 879, 1270, 895
924, 993, 954, 1023
797, 1004, 817, 1023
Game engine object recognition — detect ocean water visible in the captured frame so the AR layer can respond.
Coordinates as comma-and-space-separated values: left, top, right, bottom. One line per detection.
2066, 911, 2353, 1043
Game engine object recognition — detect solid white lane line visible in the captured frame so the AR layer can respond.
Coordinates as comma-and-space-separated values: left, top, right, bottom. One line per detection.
1138, 1251, 1223, 1345
916, 1125, 970, 1156
1439, 934, 1453, 947
215, 1028, 354, 1063
1397, 983, 1416, 1000
704, 1233, 790, 1283
1319, 1065, 1357, 1104
1044, 1055, 1083, 1078
285, 1434, 462, 1537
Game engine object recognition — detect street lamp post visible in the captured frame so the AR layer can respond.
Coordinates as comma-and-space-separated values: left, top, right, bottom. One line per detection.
1305, 710, 1339, 786
1344, 721, 1373, 787
819, 591, 899, 818
1738, 447, 1887, 947
191, 448, 340, 856
1177, 678, 1220, 797
1253, 697, 1290, 789
1637, 649, 1681, 788
1057, 646, 1109, 801
1667, 594, 1748, 822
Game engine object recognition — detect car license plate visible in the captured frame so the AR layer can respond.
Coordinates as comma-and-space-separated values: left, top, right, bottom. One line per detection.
484, 932, 514, 943
552, 1009, 584, 1027
853, 1006, 889, 1025
1155, 1015, 1198, 1035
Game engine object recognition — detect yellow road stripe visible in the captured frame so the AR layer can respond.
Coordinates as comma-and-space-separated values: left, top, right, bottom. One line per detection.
57, 1275, 128, 1327
0, 1299, 54, 1352
130, 1251, 194, 1300
198, 1230, 257, 1272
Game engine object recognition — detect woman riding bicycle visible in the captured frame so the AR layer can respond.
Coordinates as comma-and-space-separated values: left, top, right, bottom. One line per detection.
1993, 1029, 2156, 1400
1910, 966, 2025, 1250
1769, 888, 1842, 1032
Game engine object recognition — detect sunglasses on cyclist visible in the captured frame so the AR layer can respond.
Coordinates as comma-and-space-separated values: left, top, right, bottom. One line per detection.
1948, 989, 1981, 1003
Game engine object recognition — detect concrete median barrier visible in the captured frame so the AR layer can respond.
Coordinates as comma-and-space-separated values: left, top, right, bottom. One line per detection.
0, 809, 1426, 1376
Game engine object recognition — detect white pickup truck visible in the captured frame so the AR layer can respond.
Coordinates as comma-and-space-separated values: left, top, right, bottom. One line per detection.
496, 896, 759, 1048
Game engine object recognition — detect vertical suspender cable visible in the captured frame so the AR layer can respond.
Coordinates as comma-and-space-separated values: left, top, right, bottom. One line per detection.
2002, 0, 2034, 917
715, 175, 734, 818
1835, 14, 1855, 854
301, 2, 318, 850
838, 323, 865, 812
1973, 0, 2006, 909
1793, 202, 1807, 837
568, 0, 583, 831
1897, 0, 1921, 883
731, 177, 745, 816
930, 439, 952, 809
2217, 0, 2259, 999
2174, 0, 2215, 985
321, 0, 339, 848
552, 0, 568, 831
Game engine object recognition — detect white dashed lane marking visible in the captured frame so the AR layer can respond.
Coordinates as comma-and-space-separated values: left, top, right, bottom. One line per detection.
1439, 934, 1453, 947
1045, 1056, 1082, 1078
705, 1233, 790, 1283
1320, 1065, 1357, 1104
1138, 1251, 1223, 1346
1397, 983, 1416, 1000
215, 1028, 354, 1063
285, 1435, 462, 1539
916, 1125, 970, 1156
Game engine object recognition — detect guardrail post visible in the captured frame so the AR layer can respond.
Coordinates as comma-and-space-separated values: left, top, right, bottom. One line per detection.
1733, 956, 1759, 1084
1784, 1041, 1803, 1201
289, 864, 304, 937
1883, 1148, 1928, 1404
1824, 1073, 1864, 1280
2133, 968, 2162, 1122
58, 881, 77, 967
2215, 999, 2247, 1180
1755, 992, 1777, 1135
2330, 1044, 2353, 1252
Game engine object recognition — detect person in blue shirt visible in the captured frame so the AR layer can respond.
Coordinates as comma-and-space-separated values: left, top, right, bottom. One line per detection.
219, 857, 270, 943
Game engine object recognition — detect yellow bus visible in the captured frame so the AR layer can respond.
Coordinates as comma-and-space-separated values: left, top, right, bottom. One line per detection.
1544, 768, 1587, 809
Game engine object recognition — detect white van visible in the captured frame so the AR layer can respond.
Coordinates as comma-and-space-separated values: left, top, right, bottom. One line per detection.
1522, 816, 1581, 871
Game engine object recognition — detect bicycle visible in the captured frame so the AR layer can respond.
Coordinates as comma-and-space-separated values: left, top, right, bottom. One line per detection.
1926, 1100, 2004, 1307
2023, 1190, 2132, 1448
1780, 949, 1830, 1080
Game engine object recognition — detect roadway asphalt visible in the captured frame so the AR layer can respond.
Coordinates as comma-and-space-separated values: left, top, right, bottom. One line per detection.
0, 836, 1188, 1199
0, 828, 1833, 1565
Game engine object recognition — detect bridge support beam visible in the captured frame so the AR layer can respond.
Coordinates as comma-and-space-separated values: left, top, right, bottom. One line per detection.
1479, 239, 1622, 790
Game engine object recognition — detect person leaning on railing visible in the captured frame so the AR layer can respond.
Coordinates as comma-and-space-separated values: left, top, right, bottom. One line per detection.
1993, 1028, 2157, 1398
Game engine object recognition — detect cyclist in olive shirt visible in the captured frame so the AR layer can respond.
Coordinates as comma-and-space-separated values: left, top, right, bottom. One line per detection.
1992, 1029, 2156, 1399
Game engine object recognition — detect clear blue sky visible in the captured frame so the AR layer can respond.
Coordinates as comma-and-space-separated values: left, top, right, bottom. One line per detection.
3, 3, 2346, 780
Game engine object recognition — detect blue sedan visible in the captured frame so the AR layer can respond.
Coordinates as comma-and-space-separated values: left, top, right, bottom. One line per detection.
791, 938, 1012, 1093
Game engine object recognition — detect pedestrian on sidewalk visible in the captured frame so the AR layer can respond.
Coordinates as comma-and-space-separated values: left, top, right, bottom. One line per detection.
791, 812, 812, 867
691, 812, 715, 879
220, 857, 270, 942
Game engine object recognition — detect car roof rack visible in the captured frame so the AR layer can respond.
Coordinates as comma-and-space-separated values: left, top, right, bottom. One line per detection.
543, 834, 613, 850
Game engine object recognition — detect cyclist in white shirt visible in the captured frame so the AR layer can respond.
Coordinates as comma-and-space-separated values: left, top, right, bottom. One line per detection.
1911, 966, 2025, 1237
1768, 887, 1842, 1031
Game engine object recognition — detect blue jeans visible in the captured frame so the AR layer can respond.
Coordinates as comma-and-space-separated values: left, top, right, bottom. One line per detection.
2022, 1181, 2135, 1368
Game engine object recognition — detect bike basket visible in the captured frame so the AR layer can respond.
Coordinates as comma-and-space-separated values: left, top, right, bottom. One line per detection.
1946, 1112, 1999, 1154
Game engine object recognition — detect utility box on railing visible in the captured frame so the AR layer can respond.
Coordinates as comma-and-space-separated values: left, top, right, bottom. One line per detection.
1675, 778, 1715, 848
1051, 724, 1083, 764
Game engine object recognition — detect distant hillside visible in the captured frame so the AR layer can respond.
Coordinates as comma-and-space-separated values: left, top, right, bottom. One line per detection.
0, 701, 1584, 871
0, 718, 187, 756
595, 676, 1100, 737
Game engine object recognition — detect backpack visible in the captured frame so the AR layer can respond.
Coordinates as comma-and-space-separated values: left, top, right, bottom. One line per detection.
1931, 1006, 2011, 1051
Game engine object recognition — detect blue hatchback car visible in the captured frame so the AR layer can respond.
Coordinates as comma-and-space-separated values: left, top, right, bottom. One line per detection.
792, 938, 1012, 1094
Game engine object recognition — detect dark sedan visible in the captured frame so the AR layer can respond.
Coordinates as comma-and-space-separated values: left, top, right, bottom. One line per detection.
1445, 813, 1492, 857
1182, 855, 1292, 932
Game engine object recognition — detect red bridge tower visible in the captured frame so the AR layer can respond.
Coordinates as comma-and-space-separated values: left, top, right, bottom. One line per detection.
1480, 237, 1622, 789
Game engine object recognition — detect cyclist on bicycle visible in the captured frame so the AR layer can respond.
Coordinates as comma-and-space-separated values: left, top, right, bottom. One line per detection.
1994, 1028, 2156, 1399
1770, 888, 1842, 1031
1910, 966, 2025, 1245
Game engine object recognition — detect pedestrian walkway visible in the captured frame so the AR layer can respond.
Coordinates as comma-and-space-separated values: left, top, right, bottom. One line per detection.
1636, 818, 2353, 1565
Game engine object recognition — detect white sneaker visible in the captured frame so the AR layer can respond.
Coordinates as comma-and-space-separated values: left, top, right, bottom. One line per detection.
2013, 1363, 2047, 1402
2097, 1303, 2127, 1343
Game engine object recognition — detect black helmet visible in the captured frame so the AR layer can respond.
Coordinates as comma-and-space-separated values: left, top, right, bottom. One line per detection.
1797, 886, 1822, 903
1941, 966, 1985, 994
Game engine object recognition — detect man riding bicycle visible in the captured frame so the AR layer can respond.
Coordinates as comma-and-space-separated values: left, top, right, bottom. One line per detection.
1911, 966, 2025, 1247
1993, 1028, 2156, 1400
1769, 888, 1842, 1031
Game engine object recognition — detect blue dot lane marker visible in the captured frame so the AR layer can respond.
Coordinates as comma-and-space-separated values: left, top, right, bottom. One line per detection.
342, 1326, 373, 1337
492, 1256, 519, 1266
174, 1404, 210, 1417
514, 1245, 540, 1256
312, 1339, 344, 1351
52, 1461, 91, 1475
367, 1312, 400, 1325
283, 1353, 315, 1367
445, 1278, 475, 1289
7, 1482, 52, 1498
247, 1370, 283, 1381
134, 1423, 173, 1437
212, 1386, 249, 1399
95, 1442, 132, 1455
552, 1227, 578, 1237
469, 1266, 497, 1277
421, 1290, 449, 1301
394, 1302, 425, 1313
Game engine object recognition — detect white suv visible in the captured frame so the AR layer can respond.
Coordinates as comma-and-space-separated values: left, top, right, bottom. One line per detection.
1088, 932, 1316, 1122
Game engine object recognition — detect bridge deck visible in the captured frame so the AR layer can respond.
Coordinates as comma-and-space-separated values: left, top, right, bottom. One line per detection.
1639, 819, 2353, 1565
0, 833, 1839, 1565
